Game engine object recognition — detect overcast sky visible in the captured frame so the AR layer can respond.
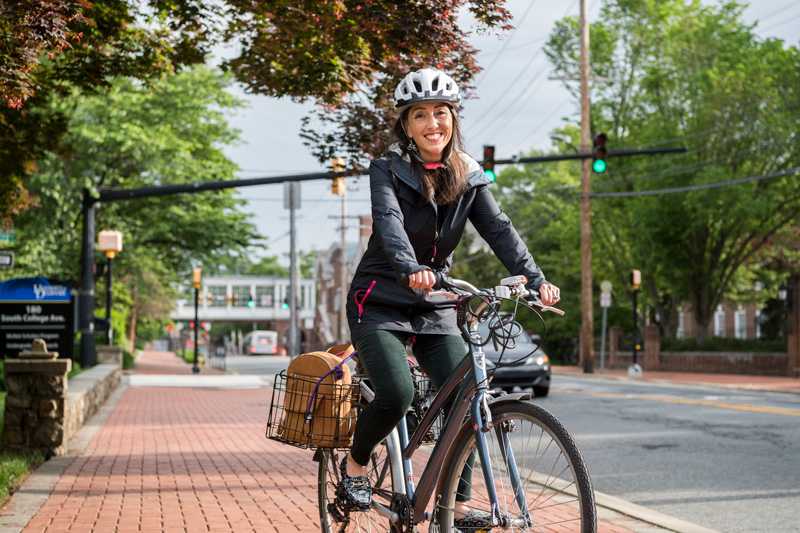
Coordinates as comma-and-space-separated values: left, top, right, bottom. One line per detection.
221, 0, 800, 268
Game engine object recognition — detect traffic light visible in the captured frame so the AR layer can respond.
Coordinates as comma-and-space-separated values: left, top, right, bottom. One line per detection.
282, 297, 289, 309
206, 291, 212, 307
592, 132, 608, 173
482, 145, 496, 181
630, 269, 641, 290
232, 293, 239, 306
248, 293, 255, 308
331, 157, 345, 195
331, 177, 344, 195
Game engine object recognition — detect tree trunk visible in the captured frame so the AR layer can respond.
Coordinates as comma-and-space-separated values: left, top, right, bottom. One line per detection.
128, 284, 138, 353
695, 316, 709, 346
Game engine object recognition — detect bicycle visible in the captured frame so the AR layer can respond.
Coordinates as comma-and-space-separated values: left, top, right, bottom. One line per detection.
315, 275, 597, 532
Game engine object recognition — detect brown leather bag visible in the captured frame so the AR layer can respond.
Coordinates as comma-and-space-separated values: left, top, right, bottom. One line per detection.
278, 344, 358, 448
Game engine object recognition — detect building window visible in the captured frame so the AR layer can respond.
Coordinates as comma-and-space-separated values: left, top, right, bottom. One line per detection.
207, 285, 227, 307
231, 285, 251, 307
714, 305, 726, 337
734, 307, 747, 340
676, 311, 685, 340
755, 308, 762, 339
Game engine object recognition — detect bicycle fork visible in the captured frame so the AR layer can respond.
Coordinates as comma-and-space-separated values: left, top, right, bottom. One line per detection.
470, 346, 533, 529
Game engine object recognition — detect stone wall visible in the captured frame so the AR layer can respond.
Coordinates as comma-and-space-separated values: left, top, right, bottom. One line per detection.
64, 364, 122, 445
2, 359, 71, 457
2, 355, 121, 458
607, 325, 788, 376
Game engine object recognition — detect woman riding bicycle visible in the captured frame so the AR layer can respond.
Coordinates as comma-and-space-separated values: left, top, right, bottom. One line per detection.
341, 67, 560, 529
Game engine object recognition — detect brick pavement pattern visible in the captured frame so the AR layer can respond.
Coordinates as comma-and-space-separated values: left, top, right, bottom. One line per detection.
13, 351, 639, 532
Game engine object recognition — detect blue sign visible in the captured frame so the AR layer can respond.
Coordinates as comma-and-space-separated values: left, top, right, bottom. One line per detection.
0, 277, 71, 302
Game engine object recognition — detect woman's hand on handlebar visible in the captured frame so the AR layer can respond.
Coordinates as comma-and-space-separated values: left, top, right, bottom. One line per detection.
409, 269, 437, 293
538, 283, 561, 307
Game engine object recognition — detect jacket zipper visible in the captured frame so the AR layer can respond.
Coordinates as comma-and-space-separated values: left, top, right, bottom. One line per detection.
354, 280, 376, 323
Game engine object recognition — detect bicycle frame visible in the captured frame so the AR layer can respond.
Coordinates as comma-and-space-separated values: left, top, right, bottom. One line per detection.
356, 292, 533, 527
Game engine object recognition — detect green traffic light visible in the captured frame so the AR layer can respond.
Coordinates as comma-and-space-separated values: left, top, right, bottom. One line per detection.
592, 159, 607, 173
248, 301, 254, 308
485, 170, 496, 182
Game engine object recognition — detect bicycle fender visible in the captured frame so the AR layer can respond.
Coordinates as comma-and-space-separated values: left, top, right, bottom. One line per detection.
488, 392, 531, 405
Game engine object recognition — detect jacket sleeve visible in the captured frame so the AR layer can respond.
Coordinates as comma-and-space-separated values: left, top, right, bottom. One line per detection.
369, 160, 429, 285
467, 185, 547, 289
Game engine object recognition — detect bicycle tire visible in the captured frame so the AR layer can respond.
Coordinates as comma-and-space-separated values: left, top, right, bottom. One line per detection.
318, 442, 399, 532
438, 401, 597, 532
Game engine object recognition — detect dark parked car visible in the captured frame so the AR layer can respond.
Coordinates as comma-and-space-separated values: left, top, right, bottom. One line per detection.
478, 321, 551, 397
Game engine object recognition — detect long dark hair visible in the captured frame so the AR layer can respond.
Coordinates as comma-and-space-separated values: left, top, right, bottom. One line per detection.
390, 105, 468, 205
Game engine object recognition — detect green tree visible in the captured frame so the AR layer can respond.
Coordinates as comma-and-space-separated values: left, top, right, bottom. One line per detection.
545, 0, 800, 343
1, 1, 514, 227
2, 66, 260, 346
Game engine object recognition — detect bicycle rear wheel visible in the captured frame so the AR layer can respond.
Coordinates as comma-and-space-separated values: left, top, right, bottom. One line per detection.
317, 442, 398, 532
438, 401, 596, 532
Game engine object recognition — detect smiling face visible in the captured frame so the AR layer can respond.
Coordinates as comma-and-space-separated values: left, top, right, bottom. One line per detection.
403, 102, 454, 162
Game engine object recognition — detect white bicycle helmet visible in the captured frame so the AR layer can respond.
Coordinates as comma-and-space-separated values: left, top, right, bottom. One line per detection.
394, 68, 462, 110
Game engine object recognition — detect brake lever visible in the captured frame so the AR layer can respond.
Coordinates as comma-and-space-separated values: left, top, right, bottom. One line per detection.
426, 290, 459, 299
525, 294, 566, 315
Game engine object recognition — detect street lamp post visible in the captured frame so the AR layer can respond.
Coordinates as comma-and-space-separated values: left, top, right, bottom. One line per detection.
192, 267, 202, 374
97, 230, 123, 346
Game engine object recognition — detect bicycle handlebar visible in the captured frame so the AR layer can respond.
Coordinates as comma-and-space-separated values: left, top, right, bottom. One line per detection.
429, 272, 565, 315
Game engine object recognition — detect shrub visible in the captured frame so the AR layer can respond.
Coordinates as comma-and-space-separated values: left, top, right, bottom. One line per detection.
660, 336, 787, 353
122, 350, 135, 370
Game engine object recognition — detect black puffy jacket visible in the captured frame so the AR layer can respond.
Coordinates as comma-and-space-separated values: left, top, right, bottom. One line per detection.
346, 146, 547, 343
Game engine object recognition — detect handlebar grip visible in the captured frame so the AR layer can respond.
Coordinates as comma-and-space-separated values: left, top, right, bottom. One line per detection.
431, 271, 454, 291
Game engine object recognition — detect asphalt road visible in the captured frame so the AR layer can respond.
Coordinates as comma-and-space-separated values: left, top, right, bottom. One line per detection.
538, 375, 800, 533
225, 354, 800, 532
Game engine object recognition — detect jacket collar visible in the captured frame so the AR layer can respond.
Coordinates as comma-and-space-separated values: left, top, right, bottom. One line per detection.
385, 143, 492, 194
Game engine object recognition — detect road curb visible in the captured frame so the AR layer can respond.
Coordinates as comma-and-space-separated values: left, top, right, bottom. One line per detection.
594, 489, 720, 533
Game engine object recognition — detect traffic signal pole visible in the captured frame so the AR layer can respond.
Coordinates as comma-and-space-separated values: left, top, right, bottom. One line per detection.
579, 0, 594, 373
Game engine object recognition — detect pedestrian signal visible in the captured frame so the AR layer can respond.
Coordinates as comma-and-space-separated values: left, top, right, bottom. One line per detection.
592, 133, 608, 173
483, 145, 496, 181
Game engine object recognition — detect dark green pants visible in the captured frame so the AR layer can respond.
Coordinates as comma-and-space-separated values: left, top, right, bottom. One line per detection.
351, 329, 475, 500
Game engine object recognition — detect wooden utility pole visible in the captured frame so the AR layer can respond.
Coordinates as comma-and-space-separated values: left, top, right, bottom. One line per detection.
340, 184, 348, 345
579, 0, 595, 373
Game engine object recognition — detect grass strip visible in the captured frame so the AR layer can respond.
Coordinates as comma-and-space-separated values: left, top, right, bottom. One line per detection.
0, 449, 44, 504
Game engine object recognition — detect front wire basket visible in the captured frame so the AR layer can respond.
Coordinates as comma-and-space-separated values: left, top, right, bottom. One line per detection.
266, 370, 360, 450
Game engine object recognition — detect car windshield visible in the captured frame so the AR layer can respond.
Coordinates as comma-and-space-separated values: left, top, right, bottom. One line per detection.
477, 321, 534, 346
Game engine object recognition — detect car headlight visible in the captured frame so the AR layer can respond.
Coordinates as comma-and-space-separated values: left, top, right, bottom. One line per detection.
525, 354, 549, 366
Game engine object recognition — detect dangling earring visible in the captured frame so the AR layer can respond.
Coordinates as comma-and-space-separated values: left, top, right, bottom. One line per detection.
407, 138, 417, 152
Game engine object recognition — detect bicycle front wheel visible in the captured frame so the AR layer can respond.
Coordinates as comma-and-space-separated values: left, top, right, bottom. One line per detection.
439, 401, 596, 532
317, 442, 398, 532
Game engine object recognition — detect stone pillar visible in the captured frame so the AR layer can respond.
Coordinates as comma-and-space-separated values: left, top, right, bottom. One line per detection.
1, 339, 71, 457
787, 273, 800, 378
644, 324, 661, 371
609, 326, 623, 368
96, 345, 123, 367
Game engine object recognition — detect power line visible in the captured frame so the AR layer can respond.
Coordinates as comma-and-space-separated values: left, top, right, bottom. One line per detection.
761, 10, 800, 32
757, 1, 800, 23
587, 166, 800, 198
474, 0, 538, 88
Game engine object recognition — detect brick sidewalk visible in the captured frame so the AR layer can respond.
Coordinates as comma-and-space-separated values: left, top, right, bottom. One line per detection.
131, 350, 226, 375
4, 352, 654, 532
